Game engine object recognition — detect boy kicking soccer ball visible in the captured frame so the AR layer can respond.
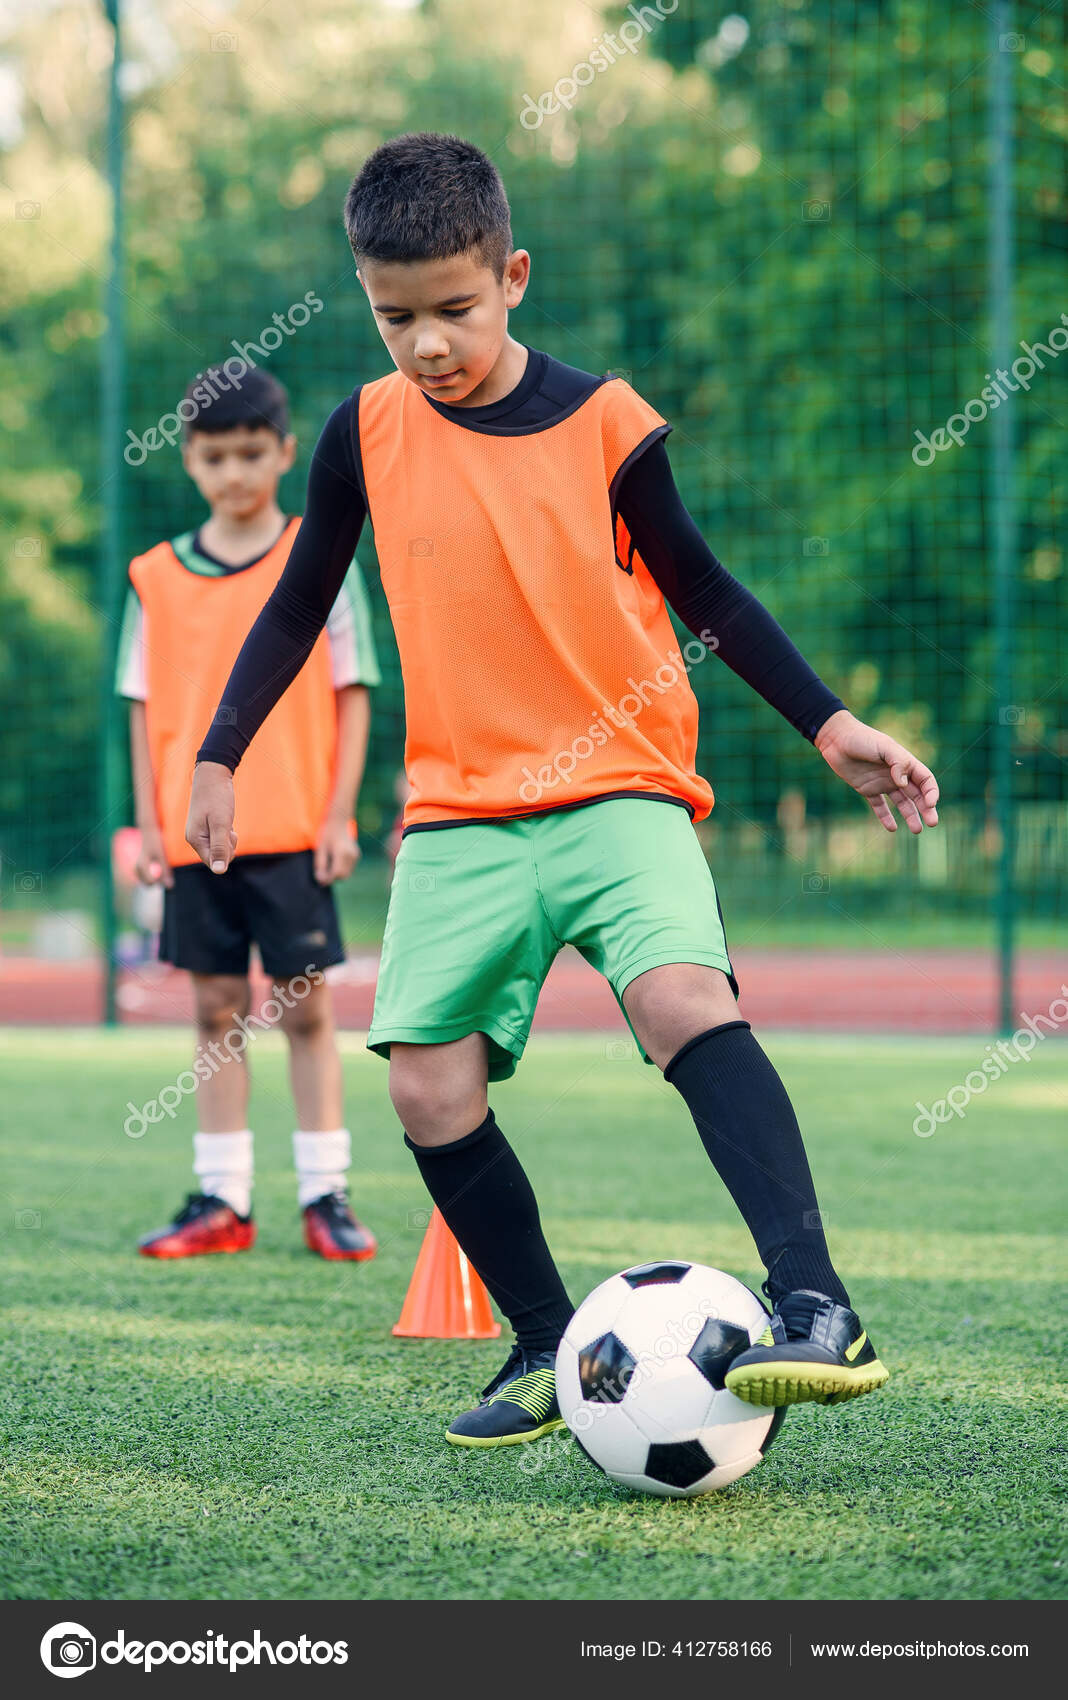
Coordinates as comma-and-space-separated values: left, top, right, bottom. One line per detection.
187, 135, 939, 1442
121, 365, 380, 1262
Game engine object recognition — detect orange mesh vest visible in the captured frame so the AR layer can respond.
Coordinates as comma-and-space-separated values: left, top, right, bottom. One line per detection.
356, 371, 714, 830
129, 518, 338, 867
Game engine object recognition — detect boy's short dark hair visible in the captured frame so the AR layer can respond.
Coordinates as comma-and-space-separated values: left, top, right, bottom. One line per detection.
182, 364, 289, 443
343, 132, 513, 282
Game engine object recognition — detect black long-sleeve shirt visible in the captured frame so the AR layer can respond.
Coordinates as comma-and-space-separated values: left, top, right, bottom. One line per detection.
196, 347, 844, 774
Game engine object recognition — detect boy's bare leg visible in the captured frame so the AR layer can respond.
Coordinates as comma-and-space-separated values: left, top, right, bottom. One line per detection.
189, 973, 254, 1217
277, 979, 375, 1256
388, 1032, 489, 1146
620, 961, 740, 1069
192, 973, 252, 1131
137, 974, 255, 1254
277, 976, 343, 1131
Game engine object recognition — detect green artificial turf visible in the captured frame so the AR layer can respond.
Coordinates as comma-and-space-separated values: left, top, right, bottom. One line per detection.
1, 1027, 1065, 1601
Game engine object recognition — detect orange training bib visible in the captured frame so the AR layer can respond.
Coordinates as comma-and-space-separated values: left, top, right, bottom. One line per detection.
129, 519, 338, 866
356, 372, 714, 831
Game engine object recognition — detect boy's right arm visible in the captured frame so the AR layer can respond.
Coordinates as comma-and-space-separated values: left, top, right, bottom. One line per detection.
129, 701, 173, 888
186, 401, 367, 872
186, 760, 238, 874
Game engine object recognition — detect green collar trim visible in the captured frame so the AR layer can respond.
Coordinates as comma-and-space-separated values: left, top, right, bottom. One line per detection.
169, 530, 224, 576
169, 516, 293, 577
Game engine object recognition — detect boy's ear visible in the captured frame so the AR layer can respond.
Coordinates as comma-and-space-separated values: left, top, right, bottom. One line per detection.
504, 248, 531, 310
279, 432, 298, 472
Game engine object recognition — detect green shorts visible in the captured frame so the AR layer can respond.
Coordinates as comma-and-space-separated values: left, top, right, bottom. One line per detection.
368, 796, 737, 1082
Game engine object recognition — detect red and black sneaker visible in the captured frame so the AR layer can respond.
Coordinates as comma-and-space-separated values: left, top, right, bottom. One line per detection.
138, 1192, 256, 1259
302, 1190, 377, 1262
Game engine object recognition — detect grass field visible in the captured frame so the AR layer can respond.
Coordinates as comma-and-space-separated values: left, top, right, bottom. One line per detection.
1, 1027, 1065, 1602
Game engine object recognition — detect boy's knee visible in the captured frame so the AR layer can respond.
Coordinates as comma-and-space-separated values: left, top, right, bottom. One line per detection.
622, 962, 739, 1069
388, 1068, 454, 1131
389, 1059, 486, 1144
194, 976, 250, 1038
276, 989, 331, 1041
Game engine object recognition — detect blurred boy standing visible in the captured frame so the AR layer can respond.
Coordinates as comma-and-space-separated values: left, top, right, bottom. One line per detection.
117, 366, 381, 1261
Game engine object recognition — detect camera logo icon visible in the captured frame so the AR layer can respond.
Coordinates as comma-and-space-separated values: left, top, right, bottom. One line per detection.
40, 1622, 96, 1678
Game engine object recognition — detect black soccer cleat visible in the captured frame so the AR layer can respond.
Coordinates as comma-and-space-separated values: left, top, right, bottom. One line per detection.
302, 1189, 377, 1261
445, 1345, 567, 1448
725, 1289, 890, 1407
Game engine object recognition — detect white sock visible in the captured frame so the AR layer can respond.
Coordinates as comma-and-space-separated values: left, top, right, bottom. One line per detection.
293, 1128, 351, 1208
193, 1130, 253, 1218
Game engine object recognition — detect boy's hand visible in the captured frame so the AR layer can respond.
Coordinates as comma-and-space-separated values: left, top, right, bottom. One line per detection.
814, 709, 940, 834
315, 817, 360, 884
135, 826, 174, 889
186, 761, 238, 872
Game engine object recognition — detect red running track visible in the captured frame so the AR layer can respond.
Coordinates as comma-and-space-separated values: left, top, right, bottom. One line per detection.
1, 948, 1065, 1035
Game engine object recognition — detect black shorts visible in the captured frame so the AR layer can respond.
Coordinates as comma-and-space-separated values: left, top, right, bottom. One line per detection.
160, 850, 345, 980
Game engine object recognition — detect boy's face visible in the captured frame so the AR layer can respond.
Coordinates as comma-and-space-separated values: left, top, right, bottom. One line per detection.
357, 248, 530, 405
181, 424, 296, 519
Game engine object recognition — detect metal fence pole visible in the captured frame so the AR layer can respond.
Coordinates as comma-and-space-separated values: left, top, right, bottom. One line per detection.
98, 0, 126, 1025
989, 3, 1018, 1035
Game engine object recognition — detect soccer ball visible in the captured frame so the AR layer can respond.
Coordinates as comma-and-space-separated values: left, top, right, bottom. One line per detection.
556, 1260, 787, 1497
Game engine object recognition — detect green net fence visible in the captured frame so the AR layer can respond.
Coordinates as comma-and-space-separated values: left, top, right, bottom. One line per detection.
2, 0, 1064, 993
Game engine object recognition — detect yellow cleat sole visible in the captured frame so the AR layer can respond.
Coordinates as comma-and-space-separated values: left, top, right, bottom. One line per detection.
445, 1417, 567, 1449
725, 1358, 890, 1408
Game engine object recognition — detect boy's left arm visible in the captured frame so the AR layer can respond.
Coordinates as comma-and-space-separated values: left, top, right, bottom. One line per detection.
813, 707, 939, 835
316, 684, 371, 883
617, 441, 940, 834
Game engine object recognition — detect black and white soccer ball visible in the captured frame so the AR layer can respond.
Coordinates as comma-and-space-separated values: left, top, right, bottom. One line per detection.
556, 1260, 787, 1497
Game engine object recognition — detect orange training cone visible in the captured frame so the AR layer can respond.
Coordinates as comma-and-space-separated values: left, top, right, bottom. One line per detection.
392, 1207, 501, 1339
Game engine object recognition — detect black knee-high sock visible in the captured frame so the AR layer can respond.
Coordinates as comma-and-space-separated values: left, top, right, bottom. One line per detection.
404, 1110, 574, 1353
665, 1020, 850, 1307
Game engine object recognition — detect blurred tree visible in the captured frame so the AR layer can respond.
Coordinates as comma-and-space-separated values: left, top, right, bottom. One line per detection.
0, 0, 1063, 921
